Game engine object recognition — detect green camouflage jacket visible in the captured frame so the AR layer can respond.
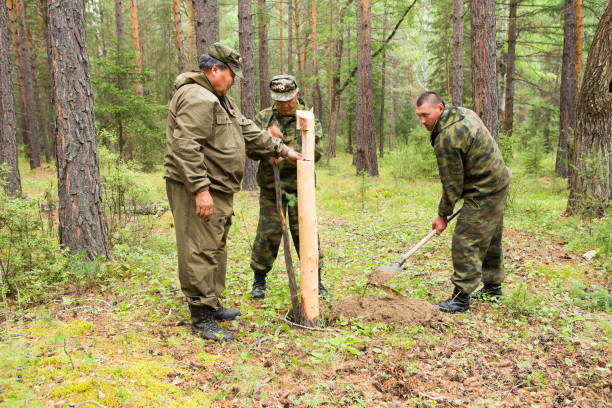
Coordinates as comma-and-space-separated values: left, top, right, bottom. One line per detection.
253, 101, 324, 193
430, 102, 511, 217
163, 72, 284, 194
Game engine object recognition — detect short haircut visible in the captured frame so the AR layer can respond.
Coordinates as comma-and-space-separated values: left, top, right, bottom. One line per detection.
198, 53, 229, 70
416, 91, 443, 107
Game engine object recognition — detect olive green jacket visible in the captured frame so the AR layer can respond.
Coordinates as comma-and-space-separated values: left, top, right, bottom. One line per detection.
163, 72, 284, 194
253, 102, 324, 192
430, 102, 511, 217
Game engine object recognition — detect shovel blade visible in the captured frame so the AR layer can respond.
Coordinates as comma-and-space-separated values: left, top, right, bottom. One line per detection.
367, 264, 403, 287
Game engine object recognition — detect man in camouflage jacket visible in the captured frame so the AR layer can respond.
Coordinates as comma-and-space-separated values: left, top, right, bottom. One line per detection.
415, 92, 511, 313
164, 45, 303, 341
250, 75, 329, 299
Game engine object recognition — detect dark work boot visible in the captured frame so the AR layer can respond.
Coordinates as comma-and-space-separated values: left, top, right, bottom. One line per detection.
251, 273, 267, 299
438, 287, 470, 313
471, 283, 502, 301
213, 301, 241, 321
189, 304, 233, 341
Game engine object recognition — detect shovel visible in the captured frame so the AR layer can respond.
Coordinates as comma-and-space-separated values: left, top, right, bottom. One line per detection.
366, 207, 462, 288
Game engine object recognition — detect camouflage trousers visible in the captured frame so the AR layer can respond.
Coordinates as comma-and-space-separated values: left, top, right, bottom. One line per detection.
250, 188, 324, 277
451, 186, 509, 294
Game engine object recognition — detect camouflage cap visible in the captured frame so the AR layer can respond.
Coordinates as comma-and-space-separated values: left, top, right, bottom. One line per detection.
270, 75, 299, 101
208, 42, 243, 79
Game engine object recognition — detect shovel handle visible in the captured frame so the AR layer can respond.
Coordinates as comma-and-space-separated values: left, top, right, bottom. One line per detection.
396, 207, 462, 267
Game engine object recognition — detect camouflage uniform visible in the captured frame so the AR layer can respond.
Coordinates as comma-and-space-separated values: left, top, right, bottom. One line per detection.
430, 102, 511, 294
164, 46, 286, 309
249, 77, 325, 279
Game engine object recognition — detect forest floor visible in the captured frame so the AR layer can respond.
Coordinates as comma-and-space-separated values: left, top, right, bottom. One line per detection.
1, 152, 610, 407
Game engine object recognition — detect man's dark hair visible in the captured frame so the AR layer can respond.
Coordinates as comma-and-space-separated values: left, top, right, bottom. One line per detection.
416, 91, 443, 107
198, 53, 229, 70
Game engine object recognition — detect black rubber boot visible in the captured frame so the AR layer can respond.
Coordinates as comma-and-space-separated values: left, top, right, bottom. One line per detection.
189, 304, 233, 341
471, 283, 502, 301
251, 273, 266, 299
213, 301, 241, 321
438, 287, 470, 313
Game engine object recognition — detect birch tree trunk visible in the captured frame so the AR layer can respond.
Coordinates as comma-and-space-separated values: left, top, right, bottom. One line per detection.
193, 0, 218, 57
556, 0, 577, 178
452, 0, 463, 106
0, 0, 22, 196
239, 0, 258, 191
44, 0, 109, 260
470, 0, 498, 142
567, 0, 611, 217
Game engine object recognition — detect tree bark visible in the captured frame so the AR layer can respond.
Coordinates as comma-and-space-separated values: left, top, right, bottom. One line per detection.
0, 0, 22, 196
288, 0, 293, 73
294, 0, 301, 81
470, 0, 498, 142
567, 0, 611, 217
44, 0, 109, 260
502, 0, 518, 137
311, 0, 323, 121
388, 67, 396, 150
279, 0, 283, 73
327, 34, 342, 164
378, 0, 388, 158
556, 0, 577, 178
173, 0, 185, 73
114, 0, 129, 159
354, 0, 378, 176
575, 0, 582, 94
239, 0, 258, 191
193, 0, 218, 57
130, 0, 143, 95
258, 0, 270, 110
185, 0, 196, 65
7, 0, 41, 169
452, 0, 463, 105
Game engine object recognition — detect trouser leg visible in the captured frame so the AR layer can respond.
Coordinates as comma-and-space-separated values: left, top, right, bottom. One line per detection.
250, 192, 283, 276
451, 188, 508, 294
166, 181, 233, 308
482, 189, 508, 285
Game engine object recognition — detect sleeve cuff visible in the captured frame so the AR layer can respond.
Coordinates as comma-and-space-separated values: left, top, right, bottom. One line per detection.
189, 179, 211, 194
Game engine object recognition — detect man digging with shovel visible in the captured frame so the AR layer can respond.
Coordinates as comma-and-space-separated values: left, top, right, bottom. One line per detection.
415, 92, 511, 313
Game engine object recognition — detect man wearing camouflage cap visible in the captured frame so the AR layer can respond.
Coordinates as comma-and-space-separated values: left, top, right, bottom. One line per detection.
164, 45, 304, 341
415, 91, 511, 313
250, 75, 330, 300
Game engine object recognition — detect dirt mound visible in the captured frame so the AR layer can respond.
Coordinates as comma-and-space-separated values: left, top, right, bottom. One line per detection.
329, 294, 445, 327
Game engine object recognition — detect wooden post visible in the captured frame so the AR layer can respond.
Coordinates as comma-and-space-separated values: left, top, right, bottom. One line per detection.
296, 109, 319, 326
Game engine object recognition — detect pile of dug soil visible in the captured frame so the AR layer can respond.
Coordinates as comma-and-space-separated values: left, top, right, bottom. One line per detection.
329, 294, 445, 327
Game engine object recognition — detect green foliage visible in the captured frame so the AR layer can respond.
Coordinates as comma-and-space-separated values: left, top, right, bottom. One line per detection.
384, 128, 438, 180
569, 150, 612, 219
568, 284, 612, 313
498, 131, 514, 166
522, 138, 544, 176
501, 283, 543, 317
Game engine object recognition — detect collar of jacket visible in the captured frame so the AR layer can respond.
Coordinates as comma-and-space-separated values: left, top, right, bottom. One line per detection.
430, 101, 462, 146
175, 71, 235, 115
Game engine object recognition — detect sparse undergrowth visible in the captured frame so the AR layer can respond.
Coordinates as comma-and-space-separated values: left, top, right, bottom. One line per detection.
1, 153, 610, 407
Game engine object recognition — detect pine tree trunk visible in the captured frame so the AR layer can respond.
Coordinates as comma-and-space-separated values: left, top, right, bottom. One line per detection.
288, 0, 293, 72
378, 0, 388, 158
185, 0, 196, 65
8, 0, 41, 169
389, 68, 396, 151
556, 0, 577, 178
193, 0, 218, 57
327, 35, 342, 164
575, 0, 582, 93
258, 0, 270, 110
25, 7, 51, 163
0, 0, 22, 196
279, 0, 283, 73
567, 0, 611, 217
354, 0, 378, 176
114, 0, 129, 160
239, 0, 258, 191
44, 0, 109, 260
470, 0, 498, 142
173, 0, 185, 73
311, 0, 323, 121
502, 0, 518, 137
130, 0, 143, 95
452, 0, 463, 106
294, 0, 301, 81
39, 0, 56, 160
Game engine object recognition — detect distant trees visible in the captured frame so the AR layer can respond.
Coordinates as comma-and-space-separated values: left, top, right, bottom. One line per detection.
172, 0, 185, 73
0, 0, 21, 196
470, 0, 498, 142
44, 0, 109, 259
258, 0, 270, 110
556, 0, 577, 178
567, 0, 612, 217
502, 0, 518, 137
451, 0, 463, 106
